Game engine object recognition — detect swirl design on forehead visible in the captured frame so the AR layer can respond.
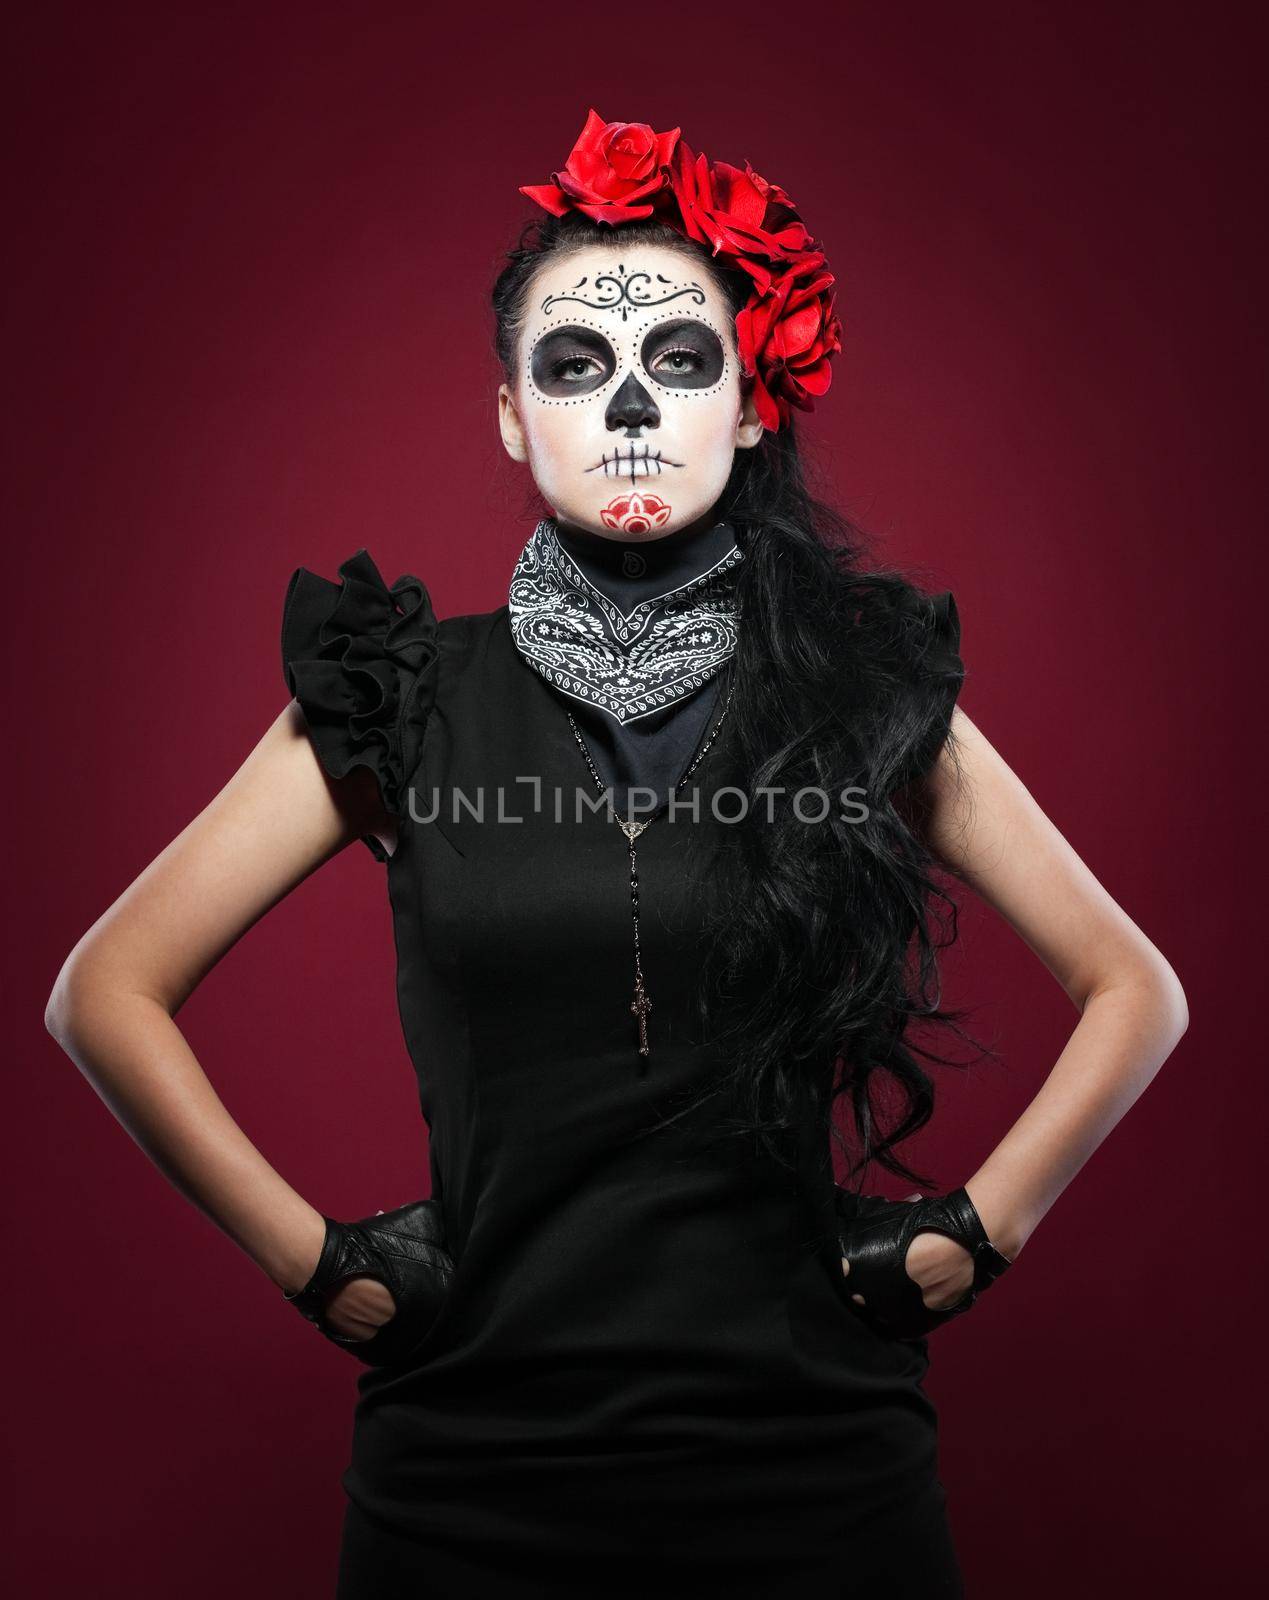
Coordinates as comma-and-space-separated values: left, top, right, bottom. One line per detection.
542, 264, 707, 323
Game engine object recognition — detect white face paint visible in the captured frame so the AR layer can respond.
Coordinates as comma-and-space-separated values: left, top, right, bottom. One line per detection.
498, 243, 762, 541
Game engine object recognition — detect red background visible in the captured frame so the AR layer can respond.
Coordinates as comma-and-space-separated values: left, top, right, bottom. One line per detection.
7, 3, 1264, 1594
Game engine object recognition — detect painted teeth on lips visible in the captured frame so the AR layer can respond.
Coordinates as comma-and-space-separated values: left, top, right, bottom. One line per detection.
586, 445, 685, 477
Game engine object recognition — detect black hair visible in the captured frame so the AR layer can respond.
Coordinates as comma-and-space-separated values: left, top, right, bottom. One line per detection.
491, 209, 993, 1190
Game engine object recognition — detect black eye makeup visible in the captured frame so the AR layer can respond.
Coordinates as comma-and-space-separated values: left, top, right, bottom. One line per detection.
640, 318, 726, 390
527, 316, 728, 401
530, 326, 617, 397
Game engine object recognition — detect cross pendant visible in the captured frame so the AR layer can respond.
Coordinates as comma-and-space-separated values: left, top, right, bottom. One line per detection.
630, 977, 652, 1057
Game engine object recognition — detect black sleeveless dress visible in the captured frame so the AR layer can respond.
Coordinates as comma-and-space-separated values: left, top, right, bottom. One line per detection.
280, 548, 966, 1598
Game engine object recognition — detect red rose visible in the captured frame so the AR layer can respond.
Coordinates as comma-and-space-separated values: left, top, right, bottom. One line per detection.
669, 144, 815, 290
736, 253, 844, 431
518, 113, 844, 432
519, 107, 681, 225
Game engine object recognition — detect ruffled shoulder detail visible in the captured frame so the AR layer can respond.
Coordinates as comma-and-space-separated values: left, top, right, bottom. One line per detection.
281, 549, 439, 859
894, 584, 965, 785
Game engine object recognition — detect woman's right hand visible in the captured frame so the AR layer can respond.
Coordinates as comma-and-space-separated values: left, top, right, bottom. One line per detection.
283, 1200, 456, 1365
320, 1274, 399, 1341
303, 1206, 401, 1340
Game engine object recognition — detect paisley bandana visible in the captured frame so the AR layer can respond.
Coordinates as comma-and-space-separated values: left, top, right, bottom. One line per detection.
508, 516, 743, 725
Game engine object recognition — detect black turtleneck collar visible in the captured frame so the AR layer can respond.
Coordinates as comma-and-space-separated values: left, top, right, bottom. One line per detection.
552, 515, 740, 610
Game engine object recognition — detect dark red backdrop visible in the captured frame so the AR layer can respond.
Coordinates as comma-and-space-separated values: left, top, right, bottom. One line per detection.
7, 3, 1263, 1594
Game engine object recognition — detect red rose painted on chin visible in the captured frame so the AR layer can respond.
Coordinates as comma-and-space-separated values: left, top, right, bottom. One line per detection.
599, 493, 674, 534
519, 108, 681, 225
736, 254, 844, 432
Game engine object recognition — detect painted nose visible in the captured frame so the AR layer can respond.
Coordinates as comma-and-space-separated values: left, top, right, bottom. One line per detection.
605, 371, 661, 433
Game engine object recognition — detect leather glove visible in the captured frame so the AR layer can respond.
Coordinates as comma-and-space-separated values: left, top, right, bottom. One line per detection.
836, 1184, 1013, 1341
283, 1198, 455, 1367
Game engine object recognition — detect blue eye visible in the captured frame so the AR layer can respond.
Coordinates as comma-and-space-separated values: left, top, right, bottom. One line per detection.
641, 320, 724, 389
654, 348, 704, 374
531, 327, 617, 395
550, 355, 605, 383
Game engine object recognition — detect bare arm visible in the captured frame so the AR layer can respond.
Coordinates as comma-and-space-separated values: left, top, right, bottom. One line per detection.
890, 706, 1188, 1307
44, 701, 394, 1304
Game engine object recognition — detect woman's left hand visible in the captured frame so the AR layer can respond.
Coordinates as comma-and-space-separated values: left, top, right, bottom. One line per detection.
836, 1186, 1014, 1340
886, 1203, 978, 1308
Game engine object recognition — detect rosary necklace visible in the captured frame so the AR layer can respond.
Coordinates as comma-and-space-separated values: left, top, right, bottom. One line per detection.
566, 680, 735, 1063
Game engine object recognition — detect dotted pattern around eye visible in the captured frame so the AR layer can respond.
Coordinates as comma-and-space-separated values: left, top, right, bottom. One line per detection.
525, 309, 732, 408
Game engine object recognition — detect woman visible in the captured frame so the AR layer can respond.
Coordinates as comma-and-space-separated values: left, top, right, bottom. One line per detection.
45, 110, 1188, 1597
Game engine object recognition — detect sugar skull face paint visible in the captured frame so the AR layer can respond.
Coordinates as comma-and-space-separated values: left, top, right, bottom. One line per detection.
498, 244, 763, 540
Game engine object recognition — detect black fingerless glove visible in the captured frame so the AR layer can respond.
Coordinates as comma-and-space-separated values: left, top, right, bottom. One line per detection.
836, 1184, 1013, 1341
283, 1198, 455, 1367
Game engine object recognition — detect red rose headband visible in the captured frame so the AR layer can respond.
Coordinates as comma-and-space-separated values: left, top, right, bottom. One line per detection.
519, 108, 842, 433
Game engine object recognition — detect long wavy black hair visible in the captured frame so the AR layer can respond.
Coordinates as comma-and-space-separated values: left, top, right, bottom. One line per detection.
491, 209, 992, 1190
